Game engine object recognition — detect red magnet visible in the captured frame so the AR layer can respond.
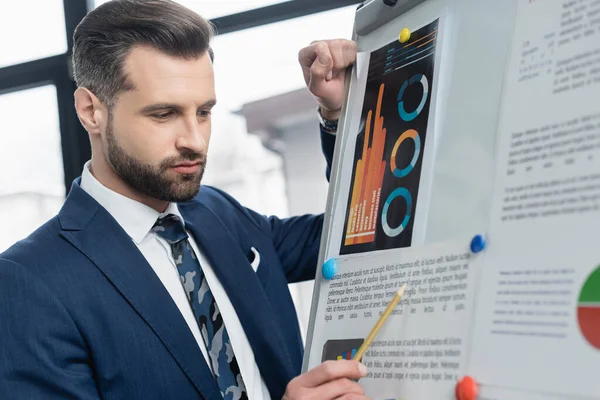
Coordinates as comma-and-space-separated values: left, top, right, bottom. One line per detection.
455, 376, 478, 400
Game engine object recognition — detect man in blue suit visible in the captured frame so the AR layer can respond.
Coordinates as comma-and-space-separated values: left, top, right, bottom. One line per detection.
0, 1, 369, 399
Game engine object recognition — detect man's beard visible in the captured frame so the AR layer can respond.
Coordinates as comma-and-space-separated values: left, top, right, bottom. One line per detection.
105, 118, 206, 203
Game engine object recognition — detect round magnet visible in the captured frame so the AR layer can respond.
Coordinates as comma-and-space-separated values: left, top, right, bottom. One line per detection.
322, 258, 337, 280
456, 375, 478, 400
470, 234, 486, 254
399, 28, 411, 44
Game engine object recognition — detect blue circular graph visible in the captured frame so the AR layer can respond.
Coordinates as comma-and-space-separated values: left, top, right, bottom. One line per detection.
381, 187, 412, 237
391, 129, 421, 178
397, 74, 429, 122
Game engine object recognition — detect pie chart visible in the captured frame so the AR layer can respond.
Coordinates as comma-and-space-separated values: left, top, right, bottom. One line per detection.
577, 266, 600, 350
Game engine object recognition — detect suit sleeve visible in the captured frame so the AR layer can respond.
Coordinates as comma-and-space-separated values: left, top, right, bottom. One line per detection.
267, 213, 324, 283
320, 126, 337, 181
0, 259, 101, 399
262, 125, 336, 283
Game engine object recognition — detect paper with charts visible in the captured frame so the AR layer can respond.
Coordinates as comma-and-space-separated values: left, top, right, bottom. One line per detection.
311, 237, 477, 400
306, 2, 600, 399
340, 19, 438, 255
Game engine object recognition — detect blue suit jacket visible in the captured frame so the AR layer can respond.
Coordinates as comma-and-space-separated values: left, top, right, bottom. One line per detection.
0, 129, 336, 399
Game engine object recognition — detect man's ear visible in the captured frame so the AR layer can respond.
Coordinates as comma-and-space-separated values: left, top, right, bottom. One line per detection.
74, 87, 108, 137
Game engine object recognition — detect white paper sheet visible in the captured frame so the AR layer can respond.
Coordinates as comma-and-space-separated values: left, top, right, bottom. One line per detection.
468, 0, 600, 398
306, 237, 478, 399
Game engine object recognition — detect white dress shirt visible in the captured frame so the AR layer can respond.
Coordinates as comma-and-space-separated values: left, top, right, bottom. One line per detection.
80, 161, 271, 399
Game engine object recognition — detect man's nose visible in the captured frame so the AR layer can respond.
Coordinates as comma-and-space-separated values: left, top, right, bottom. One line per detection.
176, 116, 209, 153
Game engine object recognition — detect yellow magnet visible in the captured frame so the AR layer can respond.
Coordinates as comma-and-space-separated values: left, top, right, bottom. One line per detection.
399, 28, 411, 44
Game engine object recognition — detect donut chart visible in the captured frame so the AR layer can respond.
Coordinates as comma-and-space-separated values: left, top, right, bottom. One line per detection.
577, 266, 600, 350
391, 129, 421, 178
397, 74, 429, 122
381, 187, 412, 237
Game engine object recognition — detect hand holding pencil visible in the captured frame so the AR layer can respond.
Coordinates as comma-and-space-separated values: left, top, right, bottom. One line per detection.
282, 283, 406, 400
283, 359, 369, 400
354, 282, 408, 362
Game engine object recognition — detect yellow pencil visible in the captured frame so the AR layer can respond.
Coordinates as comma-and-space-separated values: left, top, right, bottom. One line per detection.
353, 282, 407, 362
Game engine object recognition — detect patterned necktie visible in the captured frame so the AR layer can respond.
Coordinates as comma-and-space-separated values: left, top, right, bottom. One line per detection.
152, 214, 248, 400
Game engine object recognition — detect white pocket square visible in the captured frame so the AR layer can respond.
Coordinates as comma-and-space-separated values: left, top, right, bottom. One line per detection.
249, 247, 261, 272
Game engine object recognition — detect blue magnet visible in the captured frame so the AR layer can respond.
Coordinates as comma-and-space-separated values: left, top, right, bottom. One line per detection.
470, 235, 486, 253
322, 258, 337, 280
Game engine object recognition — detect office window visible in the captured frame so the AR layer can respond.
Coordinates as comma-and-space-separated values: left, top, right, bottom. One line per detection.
201, 5, 355, 213
93, 0, 291, 19
0, 0, 67, 68
0, 85, 65, 252
210, 6, 355, 111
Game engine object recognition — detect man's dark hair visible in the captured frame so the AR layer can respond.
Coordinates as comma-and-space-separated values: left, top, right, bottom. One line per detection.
72, 0, 215, 107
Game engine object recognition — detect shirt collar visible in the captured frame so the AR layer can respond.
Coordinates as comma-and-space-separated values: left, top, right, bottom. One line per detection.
80, 160, 184, 244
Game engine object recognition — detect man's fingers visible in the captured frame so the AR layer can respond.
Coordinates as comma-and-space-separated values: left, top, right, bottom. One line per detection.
342, 40, 358, 68
316, 40, 357, 80
330, 41, 346, 76
330, 39, 358, 72
298, 40, 332, 85
284, 361, 369, 400
298, 42, 317, 69
299, 40, 357, 84
300, 360, 367, 387
298, 41, 331, 69
316, 378, 365, 400
309, 41, 333, 81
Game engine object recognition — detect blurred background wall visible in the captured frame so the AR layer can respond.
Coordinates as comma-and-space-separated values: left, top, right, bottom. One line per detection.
0, 0, 361, 340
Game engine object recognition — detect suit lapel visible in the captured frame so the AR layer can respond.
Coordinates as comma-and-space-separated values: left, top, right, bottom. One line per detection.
59, 184, 221, 400
179, 201, 296, 399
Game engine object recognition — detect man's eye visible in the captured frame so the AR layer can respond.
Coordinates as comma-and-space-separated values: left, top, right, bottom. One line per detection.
198, 110, 212, 117
153, 111, 174, 120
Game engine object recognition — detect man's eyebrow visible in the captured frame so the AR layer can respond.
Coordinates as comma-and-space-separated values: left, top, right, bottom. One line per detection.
139, 103, 182, 114
139, 100, 217, 114
200, 99, 217, 108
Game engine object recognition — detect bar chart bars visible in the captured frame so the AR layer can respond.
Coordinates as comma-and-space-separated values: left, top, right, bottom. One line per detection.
344, 83, 387, 246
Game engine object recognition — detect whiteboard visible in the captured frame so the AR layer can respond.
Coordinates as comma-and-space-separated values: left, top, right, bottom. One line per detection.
302, 1, 600, 398
303, 0, 518, 371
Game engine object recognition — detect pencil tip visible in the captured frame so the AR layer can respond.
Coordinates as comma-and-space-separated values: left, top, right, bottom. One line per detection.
397, 282, 407, 295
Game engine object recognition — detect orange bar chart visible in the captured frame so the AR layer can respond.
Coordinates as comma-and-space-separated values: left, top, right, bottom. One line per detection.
344, 83, 388, 246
